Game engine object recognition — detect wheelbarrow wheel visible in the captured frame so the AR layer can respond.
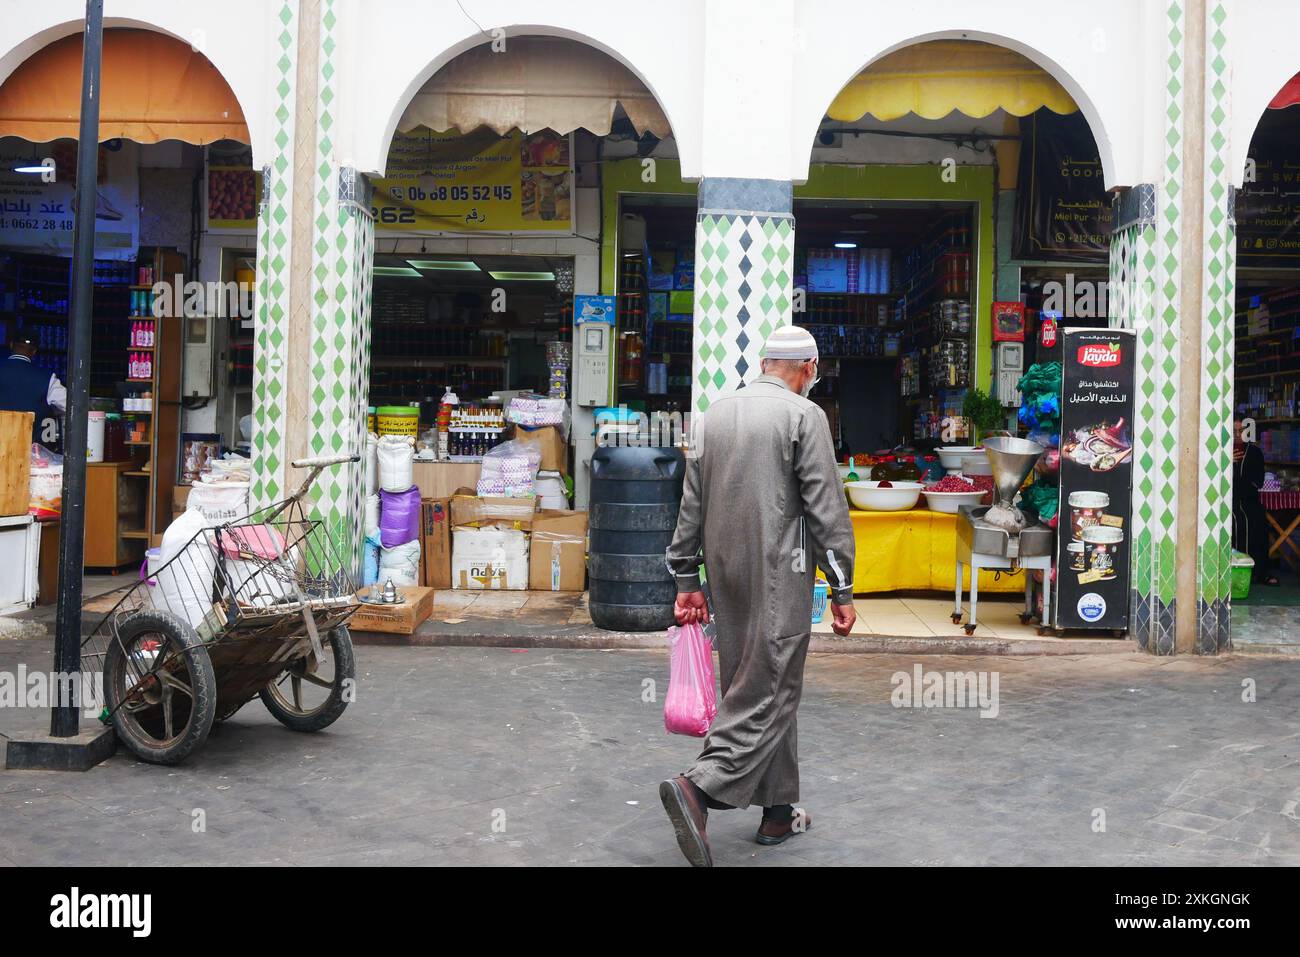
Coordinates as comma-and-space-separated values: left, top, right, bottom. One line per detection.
259, 625, 356, 733
103, 610, 217, 766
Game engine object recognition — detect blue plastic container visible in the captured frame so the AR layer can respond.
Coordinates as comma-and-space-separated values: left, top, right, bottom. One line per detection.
812, 581, 830, 624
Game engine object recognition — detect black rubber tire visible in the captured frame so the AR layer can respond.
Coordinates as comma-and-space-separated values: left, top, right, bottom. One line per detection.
103, 609, 216, 766
258, 625, 355, 733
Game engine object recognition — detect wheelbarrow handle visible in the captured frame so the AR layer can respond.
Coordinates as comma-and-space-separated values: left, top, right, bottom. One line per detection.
291, 453, 361, 469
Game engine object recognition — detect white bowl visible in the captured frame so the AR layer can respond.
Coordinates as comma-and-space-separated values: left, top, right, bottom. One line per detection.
845, 480, 923, 511
937, 446, 981, 471
922, 489, 987, 514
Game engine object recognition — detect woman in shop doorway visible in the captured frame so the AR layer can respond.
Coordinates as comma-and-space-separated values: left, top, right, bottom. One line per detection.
1232, 417, 1279, 586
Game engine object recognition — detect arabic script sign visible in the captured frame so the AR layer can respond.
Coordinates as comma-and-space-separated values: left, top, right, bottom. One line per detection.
1013, 111, 1112, 262
0, 137, 139, 260
372, 128, 571, 233
1236, 108, 1300, 267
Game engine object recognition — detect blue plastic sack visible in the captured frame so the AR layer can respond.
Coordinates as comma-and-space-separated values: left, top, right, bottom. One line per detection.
362, 535, 380, 586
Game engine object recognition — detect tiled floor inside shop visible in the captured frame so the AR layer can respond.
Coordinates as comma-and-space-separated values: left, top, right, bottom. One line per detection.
1230, 570, 1300, 652
427, 589, 1057, 641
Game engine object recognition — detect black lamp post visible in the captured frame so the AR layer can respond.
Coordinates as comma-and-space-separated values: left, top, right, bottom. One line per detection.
5, 0, 114, 771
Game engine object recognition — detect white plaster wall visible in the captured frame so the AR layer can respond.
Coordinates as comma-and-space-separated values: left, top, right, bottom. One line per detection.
3, 1, 1175, 191
1226, 0, 1300, 187
0, 0, 281, 168
338, 0, 707, 180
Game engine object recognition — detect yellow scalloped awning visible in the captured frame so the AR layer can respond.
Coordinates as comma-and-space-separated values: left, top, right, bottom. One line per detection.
828, 40, 1078, 122
0, 28, 248, 145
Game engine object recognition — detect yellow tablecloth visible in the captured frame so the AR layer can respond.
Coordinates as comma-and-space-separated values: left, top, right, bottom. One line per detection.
845, 508, 1024, 594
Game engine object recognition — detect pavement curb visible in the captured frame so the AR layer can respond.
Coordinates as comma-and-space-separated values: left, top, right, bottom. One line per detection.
352, 620, 1141, 655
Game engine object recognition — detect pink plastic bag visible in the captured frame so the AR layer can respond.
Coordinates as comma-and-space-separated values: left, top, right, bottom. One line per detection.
664, 623, 717, 736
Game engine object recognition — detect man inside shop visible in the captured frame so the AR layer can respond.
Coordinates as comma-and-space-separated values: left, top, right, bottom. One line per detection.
660, 324, 857, 867
1, 336, 66, 445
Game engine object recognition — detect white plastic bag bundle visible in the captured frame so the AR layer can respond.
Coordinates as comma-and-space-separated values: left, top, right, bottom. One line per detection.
188, 480, 251, 525
365, 432, 379, 496
154, 507, 219, 632
478, 439, 542, 497
377, 435, 414, 492
364, 493, 381, 539
507, 393, 567, 429
377, 539, 421, 586
213, 524, 296, 606
207, 453, 252, 483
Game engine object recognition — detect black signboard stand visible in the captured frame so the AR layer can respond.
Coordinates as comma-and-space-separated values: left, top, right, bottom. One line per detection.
1055, 328, 1136, 629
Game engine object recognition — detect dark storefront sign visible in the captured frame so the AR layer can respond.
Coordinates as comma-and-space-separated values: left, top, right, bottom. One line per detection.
1013, 110, 1112, 263
1236, 108, 1300, 267
1056, 328, 1135, 630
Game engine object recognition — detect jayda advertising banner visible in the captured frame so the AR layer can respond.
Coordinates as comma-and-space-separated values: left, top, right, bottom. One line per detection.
1056, 328, 1135, 630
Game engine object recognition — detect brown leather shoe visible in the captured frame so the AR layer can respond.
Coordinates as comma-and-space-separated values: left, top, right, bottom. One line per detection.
755, 808, 812, 846
659, 775, 713, 867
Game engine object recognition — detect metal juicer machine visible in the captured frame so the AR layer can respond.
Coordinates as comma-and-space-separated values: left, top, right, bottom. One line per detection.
953, 436, 1056, 635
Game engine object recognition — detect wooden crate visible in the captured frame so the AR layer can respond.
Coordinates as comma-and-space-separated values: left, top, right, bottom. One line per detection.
0, 411, 33, 517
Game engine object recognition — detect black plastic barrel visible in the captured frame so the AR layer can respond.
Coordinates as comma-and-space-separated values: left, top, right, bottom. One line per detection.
587, 445, 686, 631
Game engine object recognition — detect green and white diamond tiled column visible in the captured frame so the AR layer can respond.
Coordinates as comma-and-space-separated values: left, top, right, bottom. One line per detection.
1109, 187, 1166, 650
306, 0, 376, 574
692, 179, 794, 413
1127, 0, 1189, 655
1196, 0, 1234, 653
250, 1, 299, 511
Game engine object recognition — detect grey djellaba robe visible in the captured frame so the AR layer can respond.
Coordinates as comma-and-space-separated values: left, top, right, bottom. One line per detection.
665, 374, 855, 809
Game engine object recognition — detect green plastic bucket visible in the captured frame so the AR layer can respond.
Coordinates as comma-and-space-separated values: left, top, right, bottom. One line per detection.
1230, 550, 1254, 601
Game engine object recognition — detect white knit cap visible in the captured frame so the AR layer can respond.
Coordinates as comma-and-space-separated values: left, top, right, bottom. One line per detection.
761, 325, 818, 361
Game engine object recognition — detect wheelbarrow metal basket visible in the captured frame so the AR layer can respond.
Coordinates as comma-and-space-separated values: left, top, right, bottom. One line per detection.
80, 457, 362, 765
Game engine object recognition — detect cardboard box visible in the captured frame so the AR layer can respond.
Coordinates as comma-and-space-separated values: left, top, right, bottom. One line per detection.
421, 497, 452, 589
349, 585, 433, 634
509, 425, 568, 475
450, 493, 535, 530
412, 461, 481, 500
452, 525, 529, 589
528, 509, 589, 592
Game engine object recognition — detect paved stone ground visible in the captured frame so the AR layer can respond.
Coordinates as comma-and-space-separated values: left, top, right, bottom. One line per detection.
1, 638, 1297, 866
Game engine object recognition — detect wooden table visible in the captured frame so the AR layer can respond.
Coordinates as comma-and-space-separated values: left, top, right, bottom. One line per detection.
1260, 490, 1300, 572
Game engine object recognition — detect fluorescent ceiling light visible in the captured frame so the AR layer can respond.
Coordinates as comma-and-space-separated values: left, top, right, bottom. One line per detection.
373, 266, 421, 278
834, 241, 858, 249
407, 259, 480, 271
487, 270, 554, 281
12, 165, 47, 174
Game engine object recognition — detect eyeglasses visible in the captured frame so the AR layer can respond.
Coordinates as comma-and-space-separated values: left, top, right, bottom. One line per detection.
808, 359, 820, 389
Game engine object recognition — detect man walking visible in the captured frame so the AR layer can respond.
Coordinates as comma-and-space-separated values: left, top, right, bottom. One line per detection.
660, 325, 856, 867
